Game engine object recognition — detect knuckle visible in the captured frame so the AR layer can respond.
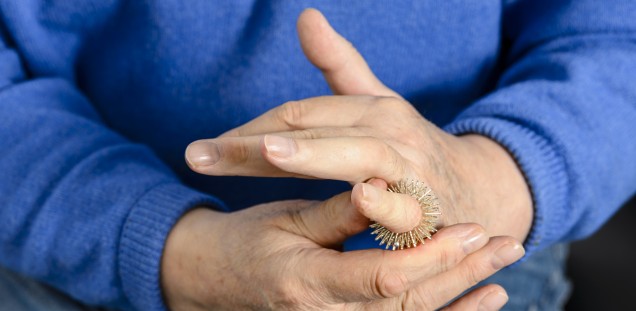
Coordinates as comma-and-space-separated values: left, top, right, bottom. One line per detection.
388, 151, 406, 177
460, 261, 489, 287
379, 145, 406, 178
318, 198, 351, 238
277, 101, 305, 129
288, 209, 312, 238
359, 138, 406, 181
294, 129, 318, 140
372, 265, 409, 299
224, 140, 252, 166
436, 247, 461, 273
323, 198, 347, 229
464, 268, 483, 288
367, 138, 391, 162
402, 288, 436, 311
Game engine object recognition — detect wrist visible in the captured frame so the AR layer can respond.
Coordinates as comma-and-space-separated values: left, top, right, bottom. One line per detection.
161, 208, 227, 311
448, 134, 533, 241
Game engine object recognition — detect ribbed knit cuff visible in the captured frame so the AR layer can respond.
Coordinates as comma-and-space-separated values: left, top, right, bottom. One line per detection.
118, 182, 227, 311
444, 116, 569, 259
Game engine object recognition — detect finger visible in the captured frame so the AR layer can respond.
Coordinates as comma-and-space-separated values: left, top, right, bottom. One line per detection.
186, 127, 369, 176
352, 182, 422, 233
220, 95, 376, 138
306, 223, 489, 303
402, 236, 523, 310
441, 285, 508, 311
262, 134, 416, 184
186, 136, 290, 176
187, 133, 415, 184
297, 8, 400, 98
285, 179, 420, 247
280, 191, 370, 247
355, 284, 507, 311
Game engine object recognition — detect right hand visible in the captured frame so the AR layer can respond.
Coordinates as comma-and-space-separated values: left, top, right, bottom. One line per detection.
160, 187, 524, 311
185, 8, 533, 243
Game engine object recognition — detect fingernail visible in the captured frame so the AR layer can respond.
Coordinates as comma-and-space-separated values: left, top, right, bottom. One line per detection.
478, 291, 508, 311
263, 135, 297, 158
461, 228, 487, 254
185, 141, 220, 167
492, 243, 525, 269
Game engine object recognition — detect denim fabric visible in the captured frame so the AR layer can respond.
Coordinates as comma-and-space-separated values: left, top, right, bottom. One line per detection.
481, 244, 571, 311
0, 267, 105, 311
0, 244, 570, 311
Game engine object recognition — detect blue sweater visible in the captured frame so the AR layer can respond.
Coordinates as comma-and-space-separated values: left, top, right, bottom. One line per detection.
1, 1, 635, 310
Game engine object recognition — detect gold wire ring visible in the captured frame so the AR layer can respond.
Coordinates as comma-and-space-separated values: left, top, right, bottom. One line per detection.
370, 179, 441, 250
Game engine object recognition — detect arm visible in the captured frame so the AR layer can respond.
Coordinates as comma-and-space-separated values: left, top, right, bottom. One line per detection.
162, 195, 522, 311
0, 7, 521, 311
187, 4, 636, 259
186, 9, 534, 244
0, 13, 224, 311
445, 0, 636, 254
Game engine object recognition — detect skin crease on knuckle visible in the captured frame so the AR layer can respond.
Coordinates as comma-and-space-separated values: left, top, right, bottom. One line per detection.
222, 138, 253, 168
320, 196, 367, 241
375, 141, 407, 182
400, 286, 437, 311
291, 199, 348, 247
278, 100, 305, 130
288, 208, 315, 241
461, 260, 488, 288
372, 263, 409, 299
294, 128, 320, 140
433, 239, 464, 275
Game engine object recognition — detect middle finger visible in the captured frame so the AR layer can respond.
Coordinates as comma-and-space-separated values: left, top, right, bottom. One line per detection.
186, 129, 411, 183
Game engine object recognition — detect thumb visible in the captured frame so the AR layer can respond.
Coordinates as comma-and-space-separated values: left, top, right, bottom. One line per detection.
287, 192, 369, 247
297, 8, 400, 98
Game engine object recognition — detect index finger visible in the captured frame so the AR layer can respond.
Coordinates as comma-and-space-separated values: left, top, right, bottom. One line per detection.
220, 95, 384, 138
303, 223, 488, 304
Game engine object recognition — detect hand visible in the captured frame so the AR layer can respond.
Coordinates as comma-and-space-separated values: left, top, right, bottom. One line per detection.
185, 9, 533, 242
161, 189, 524, 310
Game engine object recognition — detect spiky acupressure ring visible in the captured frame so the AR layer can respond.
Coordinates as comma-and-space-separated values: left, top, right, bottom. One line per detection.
370, 179, 441, 250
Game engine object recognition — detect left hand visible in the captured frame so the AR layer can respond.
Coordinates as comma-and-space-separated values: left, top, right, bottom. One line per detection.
186, 9, 533, 242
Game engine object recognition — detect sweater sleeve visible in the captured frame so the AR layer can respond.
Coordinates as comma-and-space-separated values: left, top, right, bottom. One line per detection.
0, 19, 226, 311
444, 0, 636, 257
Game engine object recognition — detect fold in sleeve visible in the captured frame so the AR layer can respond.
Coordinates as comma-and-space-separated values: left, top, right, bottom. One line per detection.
445, 0, 636, 257
0, 32, 227, 311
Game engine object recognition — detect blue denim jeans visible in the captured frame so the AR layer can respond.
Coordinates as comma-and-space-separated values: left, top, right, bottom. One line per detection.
478, 243, 571, 311
0, 244, 570, 311
0, 266, 105, 311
